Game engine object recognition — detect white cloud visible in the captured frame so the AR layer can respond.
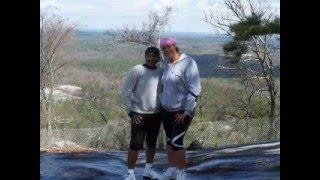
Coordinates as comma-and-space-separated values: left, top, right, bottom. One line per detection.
40, 0, 280, 33
40, 0, 63, 9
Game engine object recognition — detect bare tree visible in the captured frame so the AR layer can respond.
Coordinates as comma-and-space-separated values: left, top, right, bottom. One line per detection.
205, 0, 280, 140
109, 6, 172, 46
40, 8, 76, 145
107, 6, 172, 65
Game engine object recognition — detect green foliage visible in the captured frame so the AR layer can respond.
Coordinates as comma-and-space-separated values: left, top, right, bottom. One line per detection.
223, 41, 248, 63
230, 14, 262, 41
266, 17, 280, 34
223, 41, 241, 52
251, 97, 269, 118
224, 14, 280, 63
195, 78, 244, 121
195, 78, 272, 124
229, 14, 280, 41
50, 100, 82, 128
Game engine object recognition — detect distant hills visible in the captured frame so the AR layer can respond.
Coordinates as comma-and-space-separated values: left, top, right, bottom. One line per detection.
73, 29, 280, 78
191, 54, 280, 78
74, 29, 232, 41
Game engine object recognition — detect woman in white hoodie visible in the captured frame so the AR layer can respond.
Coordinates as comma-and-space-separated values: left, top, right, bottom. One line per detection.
159, 37, 201, 180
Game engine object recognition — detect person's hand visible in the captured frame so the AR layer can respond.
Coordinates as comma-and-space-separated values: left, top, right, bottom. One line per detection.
174, 113, 186, 124
132, 114, 142, 124
128, 111, 142, 124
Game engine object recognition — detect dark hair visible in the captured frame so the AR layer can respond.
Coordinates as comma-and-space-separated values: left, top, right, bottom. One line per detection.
145, 46, 160, 57
175, 46, 180, 53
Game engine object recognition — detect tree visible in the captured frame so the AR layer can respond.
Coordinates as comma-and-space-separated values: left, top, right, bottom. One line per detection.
40, 8, 76, 145
204, 0, 280, 140
107, 6, 172, 65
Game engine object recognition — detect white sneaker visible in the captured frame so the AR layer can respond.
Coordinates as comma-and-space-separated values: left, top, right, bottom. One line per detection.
124, 173, 136, 180
159, 168, 176, 180
176, 169, 186, 180
142, 167, 161, 179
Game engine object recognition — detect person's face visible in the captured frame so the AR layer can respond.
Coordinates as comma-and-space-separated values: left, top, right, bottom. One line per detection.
161, 44, 176, 60
145, 52, 159, 67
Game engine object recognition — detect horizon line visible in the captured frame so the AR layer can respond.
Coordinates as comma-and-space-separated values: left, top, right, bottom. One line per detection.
74, 28, 226, 35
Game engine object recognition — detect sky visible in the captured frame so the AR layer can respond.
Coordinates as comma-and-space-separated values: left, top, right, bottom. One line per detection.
40, 0, 280, 33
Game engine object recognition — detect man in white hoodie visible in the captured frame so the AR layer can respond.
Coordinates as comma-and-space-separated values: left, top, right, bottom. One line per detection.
121, 47, 163, 180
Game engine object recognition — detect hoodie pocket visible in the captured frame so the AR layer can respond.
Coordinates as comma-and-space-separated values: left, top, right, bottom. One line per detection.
174, 69, 184, 82
174, 69, 185, 92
